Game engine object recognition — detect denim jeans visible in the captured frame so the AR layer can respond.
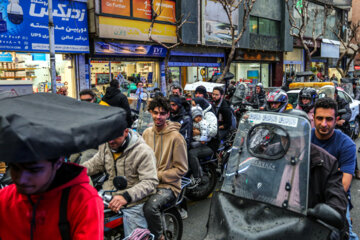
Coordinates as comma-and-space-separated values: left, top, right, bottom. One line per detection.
143, 188, 176, 239
347, 204, 359, 240
122, 203, 148, 237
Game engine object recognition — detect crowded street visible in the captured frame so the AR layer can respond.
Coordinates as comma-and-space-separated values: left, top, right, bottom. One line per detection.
1, 0, 360, 240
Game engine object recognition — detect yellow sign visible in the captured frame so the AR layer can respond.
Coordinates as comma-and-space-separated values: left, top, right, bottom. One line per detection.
289, 82, 334, 89
99, 16, 176, 43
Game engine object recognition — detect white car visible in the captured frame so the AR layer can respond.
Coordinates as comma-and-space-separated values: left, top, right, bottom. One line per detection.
287, 89, 360, 138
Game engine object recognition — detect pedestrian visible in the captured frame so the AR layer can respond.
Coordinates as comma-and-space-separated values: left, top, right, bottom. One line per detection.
311, 97, 358, 240
102, 80, 133, 127
171, 85, 183, 96
142, 96, 188, 240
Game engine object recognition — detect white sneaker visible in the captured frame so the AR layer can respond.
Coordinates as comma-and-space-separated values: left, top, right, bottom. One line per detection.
179, 208, 188, 219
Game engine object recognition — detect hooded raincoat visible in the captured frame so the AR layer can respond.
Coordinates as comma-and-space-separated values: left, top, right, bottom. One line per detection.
0, 163, 104, 240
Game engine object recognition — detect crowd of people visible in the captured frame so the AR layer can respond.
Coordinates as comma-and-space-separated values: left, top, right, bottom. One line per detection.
0, 77, 359, 240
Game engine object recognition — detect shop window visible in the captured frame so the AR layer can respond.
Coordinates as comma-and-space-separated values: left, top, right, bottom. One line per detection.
249, 16, 279, 37
250, 16, 258, 34
90, 60, 159, 96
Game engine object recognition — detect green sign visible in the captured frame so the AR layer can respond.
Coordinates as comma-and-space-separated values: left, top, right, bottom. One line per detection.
296, 0, 303, 14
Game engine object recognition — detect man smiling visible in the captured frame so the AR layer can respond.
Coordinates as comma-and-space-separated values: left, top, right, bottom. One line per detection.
311, 97, 358, 240
142, 96, 188, 240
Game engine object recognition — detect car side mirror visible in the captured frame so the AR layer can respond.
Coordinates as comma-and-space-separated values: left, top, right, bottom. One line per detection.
307, 203, 344, 230
113, 176, 128, 190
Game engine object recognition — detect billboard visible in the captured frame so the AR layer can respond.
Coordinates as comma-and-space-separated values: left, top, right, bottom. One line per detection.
99, 16, 176, 43
0, 0, 89, 53
100, 0, 175, 23
202, 0, 238, 46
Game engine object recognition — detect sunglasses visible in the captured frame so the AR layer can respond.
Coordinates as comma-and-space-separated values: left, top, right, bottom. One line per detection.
81, 98, 93, 102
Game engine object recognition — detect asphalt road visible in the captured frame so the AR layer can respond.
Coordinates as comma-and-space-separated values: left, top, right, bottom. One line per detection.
182, 139, 360, 240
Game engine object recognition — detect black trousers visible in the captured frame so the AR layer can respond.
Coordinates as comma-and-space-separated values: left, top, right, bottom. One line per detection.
143, 188, 176, 240
188, 145, 214, 178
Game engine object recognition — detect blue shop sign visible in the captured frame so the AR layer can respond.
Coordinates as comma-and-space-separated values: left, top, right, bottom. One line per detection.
95, 42, 167, 58
0, 0, 89, 53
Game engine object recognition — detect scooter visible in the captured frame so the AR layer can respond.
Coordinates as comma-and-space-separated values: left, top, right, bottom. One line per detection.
98, 176, 191, 240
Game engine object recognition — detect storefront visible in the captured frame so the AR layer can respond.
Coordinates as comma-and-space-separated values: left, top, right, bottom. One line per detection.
90, 41, 166, 95
231, 50, 281, 88
0, 0, 89, 99
283, 48, 304, 76
168, 47, 225, 88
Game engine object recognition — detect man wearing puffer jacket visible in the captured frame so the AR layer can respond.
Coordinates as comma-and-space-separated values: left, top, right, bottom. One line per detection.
83, 128, 159, 237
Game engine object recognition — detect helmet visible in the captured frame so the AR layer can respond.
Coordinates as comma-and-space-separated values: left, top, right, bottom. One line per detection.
256, 83, 263, 89
298, 87, 317, 113
266, 89, 288, 112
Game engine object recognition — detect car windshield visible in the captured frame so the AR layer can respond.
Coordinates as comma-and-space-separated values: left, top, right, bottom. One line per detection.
222, 111, 311, 215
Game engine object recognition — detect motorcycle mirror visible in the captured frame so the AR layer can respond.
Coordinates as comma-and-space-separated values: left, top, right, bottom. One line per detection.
307, 203, 344, 230
113, 176, 128, 190
247, 123, 290, 160
338, 109, 346, 115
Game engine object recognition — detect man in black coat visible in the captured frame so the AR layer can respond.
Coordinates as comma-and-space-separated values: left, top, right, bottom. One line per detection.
169, 95, 192, 149
102, 80, 133, 128
335, 88, 351, 137
211, 86, 234, 140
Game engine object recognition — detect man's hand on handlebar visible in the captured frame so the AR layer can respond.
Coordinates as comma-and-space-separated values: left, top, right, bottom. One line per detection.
109, 195, 127, 212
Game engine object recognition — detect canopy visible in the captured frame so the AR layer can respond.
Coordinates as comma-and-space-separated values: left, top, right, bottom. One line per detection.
184, 81, 225, 92
0, 93, 127, 163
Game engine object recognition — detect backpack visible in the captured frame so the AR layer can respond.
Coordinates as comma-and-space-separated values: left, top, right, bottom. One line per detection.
59, 187, 71, 240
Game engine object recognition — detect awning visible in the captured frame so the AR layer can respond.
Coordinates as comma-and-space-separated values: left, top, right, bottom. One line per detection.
321, 39, 340, 58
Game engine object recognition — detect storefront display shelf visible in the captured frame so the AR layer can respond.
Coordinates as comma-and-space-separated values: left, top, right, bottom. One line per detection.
0, 68, 36, 71
0, 76, 36, 79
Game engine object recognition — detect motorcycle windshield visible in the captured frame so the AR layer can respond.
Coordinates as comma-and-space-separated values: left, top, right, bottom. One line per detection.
231, 83, 250, 105
318, 85, 335, 99
136, 102, 153, 135
340, 83, 353, 97
222, 111, 311, 215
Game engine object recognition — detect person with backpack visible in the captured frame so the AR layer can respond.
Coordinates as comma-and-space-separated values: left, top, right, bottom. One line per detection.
211, 86, 235, 140
0, 93, 123, 240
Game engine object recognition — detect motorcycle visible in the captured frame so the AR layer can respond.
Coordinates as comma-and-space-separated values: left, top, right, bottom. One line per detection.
185, 129, 237, 201
97, 175, 191, 240
204, 111, 345, 240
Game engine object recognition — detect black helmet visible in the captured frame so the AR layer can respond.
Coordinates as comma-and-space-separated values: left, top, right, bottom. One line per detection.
298, 87, 317, 113
266, 89, 288, 113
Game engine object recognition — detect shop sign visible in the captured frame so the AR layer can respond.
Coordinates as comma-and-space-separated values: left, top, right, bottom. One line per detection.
100, 0, 175, 23
235, 50, 280, 61
98, 16, 176, 43
0, 0, 89, 53
293, 38, 321, 48
94, 42, 167, 57
0, 52, 12, 62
